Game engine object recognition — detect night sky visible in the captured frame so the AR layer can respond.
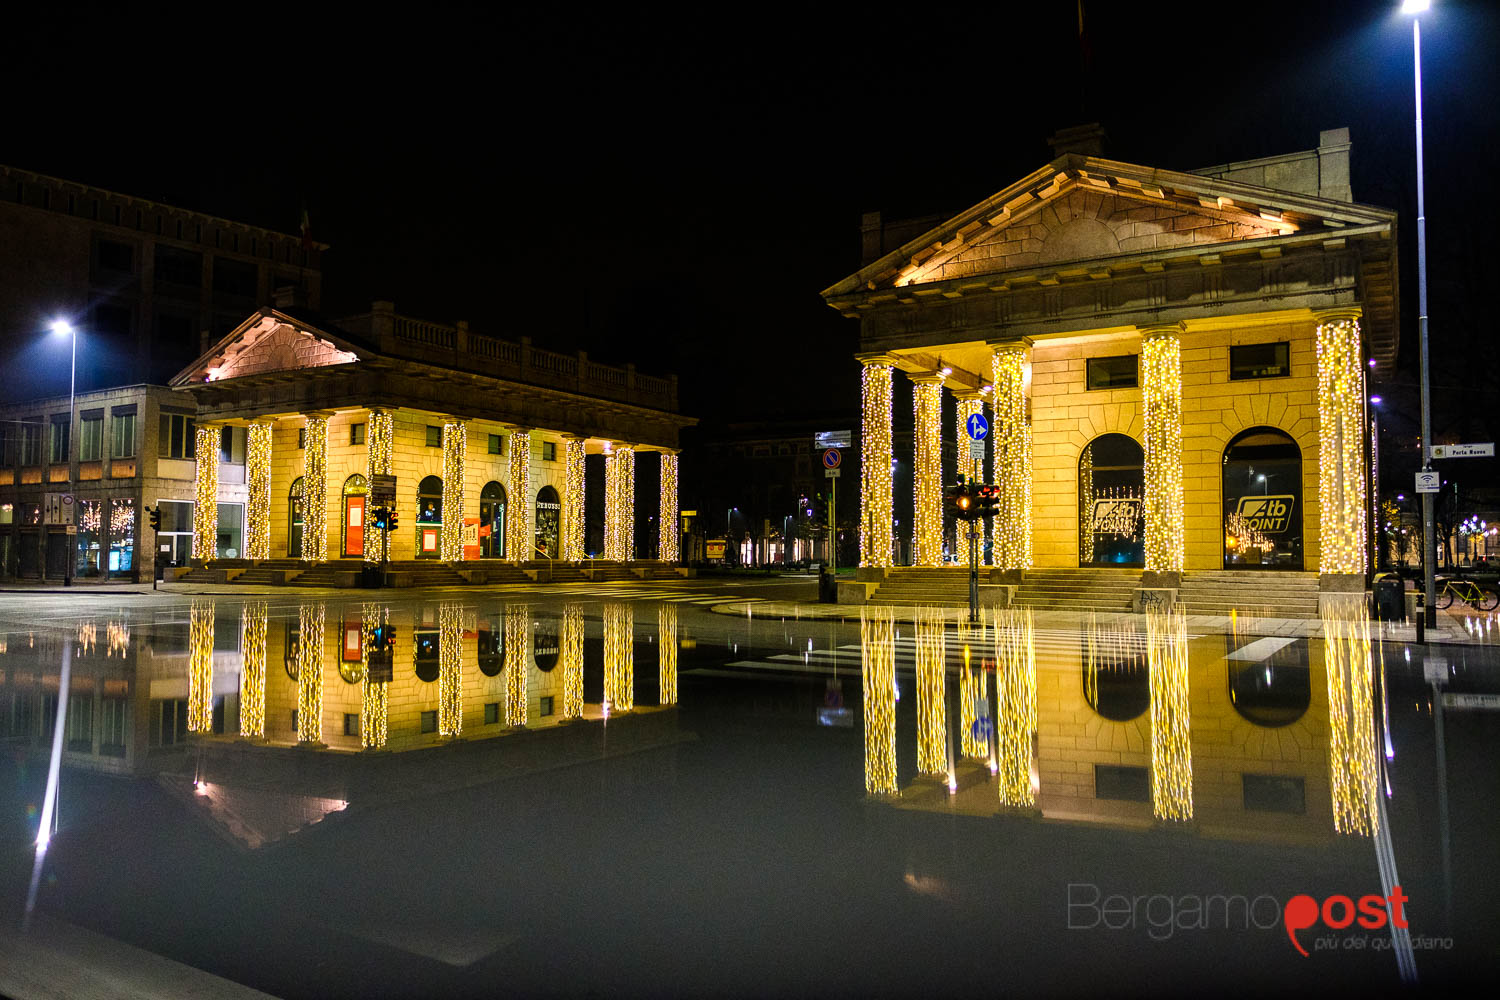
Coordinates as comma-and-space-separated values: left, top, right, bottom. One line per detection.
8, 2, 1498, 488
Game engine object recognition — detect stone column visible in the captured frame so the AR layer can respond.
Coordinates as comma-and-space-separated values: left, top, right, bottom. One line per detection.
910, 373, 944, 567
658, 449, 679, 563
1315, 307, 1368, 576
504, 604, 529, 727
297, 602, 325, 744
440, 419, 467, 562
187, 600, 214, 731
238, 600, 267, 738
562, 436, 587, 562
604, 443, 636, 562
364, 409, 394, 564
439, 602, 464, 736
191, 423, 219, 562
954, 390, 986, 565
561, 603, 585, 719
507, 428, 532, 562
245, 422, 273, 561
301, 414, 330, 563
858, 355, 895, 568
990, 343, 1033, 571
1140, 324, 1185, 577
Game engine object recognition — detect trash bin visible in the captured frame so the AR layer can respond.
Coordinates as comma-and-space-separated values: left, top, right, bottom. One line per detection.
1372, 573, 1403, 621
818, 569, 838, 603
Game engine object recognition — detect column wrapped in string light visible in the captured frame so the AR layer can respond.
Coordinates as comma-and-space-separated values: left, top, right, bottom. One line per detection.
561, 603, 584, 719
859, 358, 894, 568
364, 410, 394, 563
1316, 310, 1369, 575
440, 421, 467, 561
192, 424, 218, 561
911, 376, 944, 567
861, 607, 897, 795
359, 603, 388, 750
562, 437, 587, 562
991, 346, 1033, 570
1323, 608, 1378, 835
1141, 326, 1184, 574
504, 604, 529, 727
658, 602, 678, 706
955, 394, 983, 482
245, 422, 272, 561
507, 429, 532, 562
604, 445, 636, 562
187, 600, 214, 732
301, 415, 329, 563
1146, 610, 1192, 821
1079, 442, 1096, 563
995, 607, 1037, 807
239, 601, 267, 738
658, 450, 680, 563
983, 398, 994, 565
959, 626, 989, 759
603, 602, 633, 712
914, 607, 947, 776
297, 602, 325, 743
439, 602, 464, 736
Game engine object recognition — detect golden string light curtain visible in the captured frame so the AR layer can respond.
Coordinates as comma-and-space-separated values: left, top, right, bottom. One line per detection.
187, 600, 214, 732
1316, 310, 1369, 575
915, 607, 947, 775
192, 424, 218, 561
991, 346, 1032, 570
359, 603, 388, 750
364, 410, 394, 563
505, 604, 529, 727
658, 603, 678, 706
1141, 326, 1184, 574
1146, 610, 1192, 821
245, 422, 273, 560
912, 376, 944, 567
301, 416, 329, 563
563, 437, 587, 562
561, 603, 585, 720
603, 603, 633, 712
1323, 608, 1378, 835
507, 429, 532, 563
297, 602, 325, 743
440, 421, 467, 562
959, 627, 989, 759
994, 607, 1036, 807
658, 451, 680, 563
439, 602, 464, 736
604, 446, 636, 562
859, 359, 893, 568
861, 607, 897, 795
239, 601, 267, 738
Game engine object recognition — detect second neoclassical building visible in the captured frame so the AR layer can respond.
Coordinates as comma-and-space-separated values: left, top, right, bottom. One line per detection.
171, 296, 691, 579
823, 128, 1395, 604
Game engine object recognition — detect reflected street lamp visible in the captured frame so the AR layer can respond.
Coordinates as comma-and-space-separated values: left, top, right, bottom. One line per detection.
51, 320, 77, 587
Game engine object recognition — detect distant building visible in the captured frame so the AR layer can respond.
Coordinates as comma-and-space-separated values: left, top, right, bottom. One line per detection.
0, 162, 323, 397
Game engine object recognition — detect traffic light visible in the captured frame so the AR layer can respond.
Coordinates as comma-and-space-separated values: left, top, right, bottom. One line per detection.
387, 508, 399, 532
370, 506, 387, 531
148, 506, 161, 531
974, 484, 1001, 520
945, 481, 979, 522
370, 623, 397, 648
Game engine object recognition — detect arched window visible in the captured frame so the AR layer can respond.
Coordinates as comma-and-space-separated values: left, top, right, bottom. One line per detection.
1228, 642, 1311, 727
288, 476, 305, 558
342, 475, 368, 559
416, 475, 443, 559
1078, 434, 1144, 567
480, 481, 507, 559
478, 619, 504, 676
533, 616, 559, 671
413, 624, 439, 682
536, 485, 561, 559
1222, 428, 1303, 570
1082, 623, 1149, 722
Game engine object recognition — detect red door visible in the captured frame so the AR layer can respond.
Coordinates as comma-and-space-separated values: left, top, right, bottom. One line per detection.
344, 496, 365, 557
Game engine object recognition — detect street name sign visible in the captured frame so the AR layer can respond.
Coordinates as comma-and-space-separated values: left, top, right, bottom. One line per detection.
1442, 693, 1500, 710
1415, 471, 1441, 494
815, 430, 852, 449
1430, 443, 1494, 459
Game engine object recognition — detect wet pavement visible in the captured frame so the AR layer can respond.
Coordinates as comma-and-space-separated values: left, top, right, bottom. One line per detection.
0, 579, 1496, 996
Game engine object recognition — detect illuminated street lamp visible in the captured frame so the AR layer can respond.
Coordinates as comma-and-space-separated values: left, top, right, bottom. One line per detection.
1402, 0, 1438, 624
51, 319, 77, 587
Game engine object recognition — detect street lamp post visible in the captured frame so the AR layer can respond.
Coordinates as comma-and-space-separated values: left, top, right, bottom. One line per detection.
1403, 0, 1438, 626
51, 320, 77, 588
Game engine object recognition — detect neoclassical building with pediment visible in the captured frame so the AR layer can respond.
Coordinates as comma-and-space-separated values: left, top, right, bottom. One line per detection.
823, 128, 1395, 612
167, 296, 693, 583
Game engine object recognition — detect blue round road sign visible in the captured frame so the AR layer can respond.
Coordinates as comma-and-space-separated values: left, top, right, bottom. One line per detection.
966, 413, 989, 441
970, 717, 993, 740
822, 449, 842, 469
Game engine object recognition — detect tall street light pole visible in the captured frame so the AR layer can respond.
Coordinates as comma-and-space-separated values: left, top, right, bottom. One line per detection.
52, 320, 77, 587
1402, 0, 1438, 626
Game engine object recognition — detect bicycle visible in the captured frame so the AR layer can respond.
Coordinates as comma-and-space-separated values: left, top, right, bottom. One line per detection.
1434, 575, 1499, 611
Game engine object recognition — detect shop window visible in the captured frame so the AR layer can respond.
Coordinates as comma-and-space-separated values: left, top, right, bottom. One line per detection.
1078, 434, 1144, 567
1222, 427, 1303, 570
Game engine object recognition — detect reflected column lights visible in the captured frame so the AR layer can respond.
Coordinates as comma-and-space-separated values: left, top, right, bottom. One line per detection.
861, 608, 897, 796
239, 602, 268, 738
561, 603, 585, 719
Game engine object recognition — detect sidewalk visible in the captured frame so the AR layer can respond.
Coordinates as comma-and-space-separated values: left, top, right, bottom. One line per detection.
708, 599, 1496, 646
0, 913, 278, 1000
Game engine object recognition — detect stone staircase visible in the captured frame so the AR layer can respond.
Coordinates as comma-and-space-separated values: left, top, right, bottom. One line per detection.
633, 561, 687, 581
587, 562, 641, 582
1175, 570, 1321, 618
233, 558, 307, 585
523, 561, 589, 584
1013, 567, 1141, 613
287, 559, 367, 587
378, 560, 472, 588
175, 559, 250, 584
868, 568, 973, 606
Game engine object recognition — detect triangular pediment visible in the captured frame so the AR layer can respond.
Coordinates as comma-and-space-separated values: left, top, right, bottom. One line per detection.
823, 154, 1397, 299
171, 309, 366, 387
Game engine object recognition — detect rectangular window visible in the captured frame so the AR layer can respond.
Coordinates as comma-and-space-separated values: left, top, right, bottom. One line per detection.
1242, 774, 1306, 814
66, 693, 93, 753
154, 244, 203, 288
49, 417, 70, 465
420, 710, 437, 734
21, 422, 42, 466
80, 415, 103, 461
1086, 355, 1139, 390
0, 425, 14, 466
541, 441, 556, 462
99, 697, 127, 757
539, 696, 554, 717
484, 702, 499, 725
426, 425, 441, 447
112, 412, 138, 458
350, 423, 366, 446
95, 239, 134, 274
149, 699, 188, 748
343, 713, 360, 737
1229, 342, 1290, 380
297, 427, 306, 449
1094, 764, 1151, 802
487, 433, 504, 456
220, 425, 233, 462
157, 413, 192, 459
212, 257, 257, 298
